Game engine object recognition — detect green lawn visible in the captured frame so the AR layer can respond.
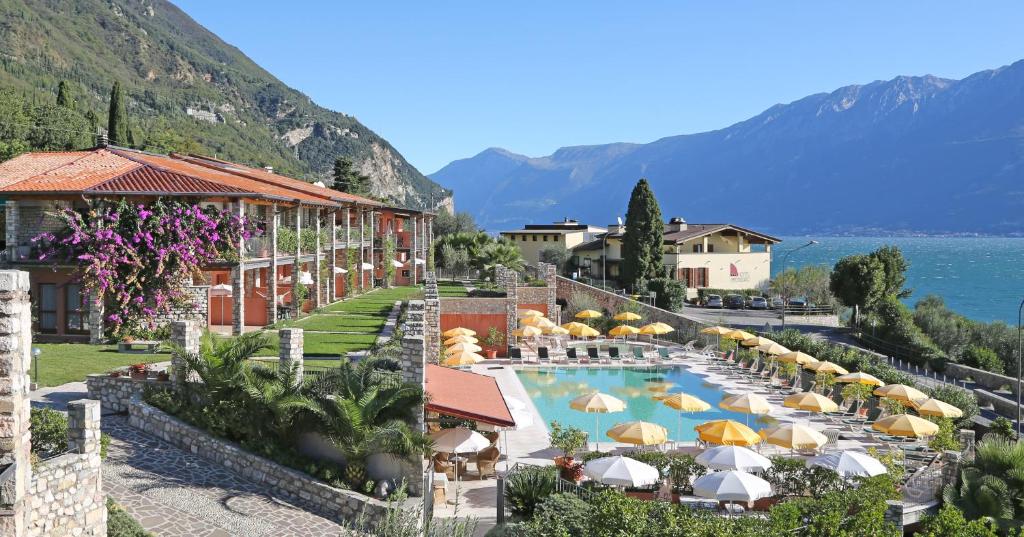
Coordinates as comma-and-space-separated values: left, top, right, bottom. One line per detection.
33, 343, 169, 388
437, 281, 469, 297
302, 332, 379, 357
287, 315, 385, 333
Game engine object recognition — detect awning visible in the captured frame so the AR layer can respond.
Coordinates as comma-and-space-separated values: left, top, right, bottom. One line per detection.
425, 364, 514, 427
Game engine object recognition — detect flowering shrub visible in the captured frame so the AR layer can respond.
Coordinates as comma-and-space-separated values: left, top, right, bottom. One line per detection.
35, 198, 259, 336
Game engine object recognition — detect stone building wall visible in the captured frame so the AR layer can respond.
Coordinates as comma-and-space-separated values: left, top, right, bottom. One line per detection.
26, 400, 106, 537
0, 270, 32, 536
8, 201, 69, 249
86, 374, 171, 413
423, 274, 440, 365
515, 287, 550, 307
128, 398, 391, 525
151, 284, 210, 328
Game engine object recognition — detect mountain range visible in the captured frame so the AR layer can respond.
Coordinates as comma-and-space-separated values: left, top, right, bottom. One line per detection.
0, 0, 448, 209
432, 60, 1024, 235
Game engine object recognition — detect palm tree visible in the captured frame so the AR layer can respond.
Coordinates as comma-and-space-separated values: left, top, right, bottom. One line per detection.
174, 330, 273, 400
314, 357, 431, 488
944, 435, 1024, 531
242, 362, 326, 444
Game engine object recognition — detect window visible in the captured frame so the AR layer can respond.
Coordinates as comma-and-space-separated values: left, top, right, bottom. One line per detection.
38, 284, 57, 333
707, 244, 715, 253
692, 244, 703, 253
402, 270, 410, 277
678, 268, 709, 288
521, 235, 527, 241
66, 284, 87, 333
543, 235, 548, 241
532, 235, 537, 241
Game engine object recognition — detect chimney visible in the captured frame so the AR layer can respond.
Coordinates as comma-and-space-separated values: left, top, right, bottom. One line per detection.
264, 166, 274, 174
667, 217, 687, 232
96, 132, 108, 147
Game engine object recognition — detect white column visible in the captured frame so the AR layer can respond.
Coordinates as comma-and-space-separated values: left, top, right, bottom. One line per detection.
412, 215, 418, 284
232, 200, 245, 335
267, 204, 278, 325
328, 210, 337, 301
293, 204, 302, 315
369, 210, 376, 288
358, 208, 365, 292
312, 207, 322, 309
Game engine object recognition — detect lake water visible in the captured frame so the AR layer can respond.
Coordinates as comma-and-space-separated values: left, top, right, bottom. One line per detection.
775, 236, 1024, 324
517, 366, 775, 443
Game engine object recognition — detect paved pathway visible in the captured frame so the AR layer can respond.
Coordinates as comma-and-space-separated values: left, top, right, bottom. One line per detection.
102, 415, 343, 537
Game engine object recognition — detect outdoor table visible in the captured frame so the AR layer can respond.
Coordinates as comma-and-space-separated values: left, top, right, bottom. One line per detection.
449, 455, 468, 478
117, 340, 160, 354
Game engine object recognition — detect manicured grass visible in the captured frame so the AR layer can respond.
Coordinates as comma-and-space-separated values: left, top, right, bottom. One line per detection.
302, 332, 379, 357
437, 281, 469, 297
289, 315, 385, 333
33, 343, 169, 388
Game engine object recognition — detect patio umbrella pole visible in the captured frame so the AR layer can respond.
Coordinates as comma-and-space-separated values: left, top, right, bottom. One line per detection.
595, 414, 600, 451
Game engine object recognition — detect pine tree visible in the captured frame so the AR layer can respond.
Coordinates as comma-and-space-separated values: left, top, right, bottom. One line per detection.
331, 156, 371, 195
56, 80, 75, 110
107, 81, 128, 146
620, 178, 664, 290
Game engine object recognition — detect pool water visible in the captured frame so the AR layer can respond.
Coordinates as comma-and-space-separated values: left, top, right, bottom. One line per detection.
517, 366, 778, 443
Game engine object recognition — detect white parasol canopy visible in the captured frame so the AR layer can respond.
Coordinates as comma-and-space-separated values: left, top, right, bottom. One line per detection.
414, 258, 426, 265
808, 451, 888, 478
695, 445, 773, 472
209, 283, 232, 296
391, 259, 405, 268
280, 271, 313, 285
429, 427, 490, 454
360, 262, 374, 271
693, 470, 773, 502
333, 266, 348, 274
583, 456, 660, 488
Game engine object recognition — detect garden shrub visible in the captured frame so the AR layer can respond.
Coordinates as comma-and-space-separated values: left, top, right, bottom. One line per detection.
505, 466, 557, 517
107, 497, 153, 537
647, 278, 687, 311
30, 407, 68, 456
962, 345, 1004, 375
914, 504, 999, 537
523, 493, 592, 537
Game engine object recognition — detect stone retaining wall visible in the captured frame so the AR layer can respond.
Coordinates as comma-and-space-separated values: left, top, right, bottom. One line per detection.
556, 276, 705, 339
127, 398, 391, 525
86, 374, 171, 413
439, 297, 508, 314
516, 286, 550, 306
26, 400, 105, 537
945, 363, 1018, 397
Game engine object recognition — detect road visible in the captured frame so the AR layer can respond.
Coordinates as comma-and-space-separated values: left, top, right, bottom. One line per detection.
680, 304, 839, 335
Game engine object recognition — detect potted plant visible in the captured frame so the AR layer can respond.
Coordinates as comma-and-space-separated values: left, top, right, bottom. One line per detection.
109, 370, 122, 378
156, 370, 170, 382
549, 421, 587, 467
483, 326, 504, 359
128, 363, 148, 380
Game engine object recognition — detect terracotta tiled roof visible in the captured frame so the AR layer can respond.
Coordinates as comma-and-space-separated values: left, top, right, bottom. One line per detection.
90, 167, 252, 196
425, 364, 514, 427
0, 150, 139, 192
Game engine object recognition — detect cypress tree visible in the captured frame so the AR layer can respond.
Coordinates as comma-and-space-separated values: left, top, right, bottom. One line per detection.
56, 80, 75, 110
107, 81, 128, 146
620, 178, 664, 290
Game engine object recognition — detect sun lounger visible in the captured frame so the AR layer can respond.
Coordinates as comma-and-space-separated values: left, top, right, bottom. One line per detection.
537, 346, 555, 364
608, 346, 622, 364
587, 347, 600, 363
508, 347, 523, 365
565, 347, 579, 364
657, 347, 672, 361
632, 346, 648, 363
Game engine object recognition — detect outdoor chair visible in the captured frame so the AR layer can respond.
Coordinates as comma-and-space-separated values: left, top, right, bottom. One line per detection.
842, 400, 861, 417
476, 446, 501, 480
587, 347, 600, 363
823, 429, 840, 451
831, 390, 845, 407
658, 347, 672, 361
680, 340, 696, 353
566, 347, 580, 364
608, 346, 621, 363
632, 346, 648, 363
537, 346, 552, 364
433, 454, 456, 481
509, 347, 523, 365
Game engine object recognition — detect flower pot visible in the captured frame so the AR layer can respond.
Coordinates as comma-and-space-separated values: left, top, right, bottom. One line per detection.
486, 349, 497, 359
109, 371, 122, 378
130, 371, 147, 380
156, 372, 170, 382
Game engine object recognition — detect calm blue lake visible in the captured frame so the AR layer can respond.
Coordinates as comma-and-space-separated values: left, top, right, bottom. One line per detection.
776, 236, 1024, 324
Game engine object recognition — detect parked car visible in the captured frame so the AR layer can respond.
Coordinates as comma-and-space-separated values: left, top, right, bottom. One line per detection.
705, 294, 723, 308
749, 296, 768, 310
770, 297, 785, 309
787, 297, 808, 310
724, 294, 745, 309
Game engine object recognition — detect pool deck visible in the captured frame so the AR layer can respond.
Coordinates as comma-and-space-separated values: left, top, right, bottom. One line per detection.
432, 352, 886, 534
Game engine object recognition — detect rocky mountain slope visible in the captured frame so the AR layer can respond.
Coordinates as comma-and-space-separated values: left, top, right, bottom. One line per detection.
433, 61, 1024, 234
0, 0, 448, 209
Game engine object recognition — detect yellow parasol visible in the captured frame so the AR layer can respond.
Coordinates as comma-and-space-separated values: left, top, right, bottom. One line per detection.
607, 421, 669, 446
567, 324, 600, 338
544, 325, 570, 335
521, 316, 555, 328
443, 335, 478, 346
445, 342, 483, 354
443, 351, 485, 366
696, 419, 762, 446
763, 424, 828, 450
777, 351, 818, 365
804, 361, 849, 375
719, 393, 772, 420
756, 342, 790, 355
783, 392, 839, 413
569, 392, 626, 450
662, 393, 711, 412
725, 329, 756, 341
511, 326, 542, 338
639, 323, 673, 335
443, 327, 476, 338
740, 336, 775, 348
645, 381, 675, 393
873, 384, 928, 405
701, 326, 733, 336
834, 372, 885, 387
518, 309, 544, 318
912, 398, 963, 419
575, 309, 603, 319
608, 325, 640, 337
613, 312, 642, 321
872, 414, 940, 438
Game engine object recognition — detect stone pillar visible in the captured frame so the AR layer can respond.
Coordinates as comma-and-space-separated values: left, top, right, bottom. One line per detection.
278, 328, 304, 385
421, 214, 429, 271
170, 320, 199, 384
540, 262, 558, 323
399, 302, 426, 496
884, 501, 904, 531
345, 207, 352, 297
328, 210, 337, 301
66, 399, 101, 455
4, 201, 18, 261
495, 265, 518, 352
411, 216, 418, 284
87, 290, 104, 344
358, 208, 365, 292
424, 273, 440, 364
312, 208, 322, 310
0, 270, 31, 537
231, 265, 244, 336
959, 429, 976, 460
267, 204, 279, 325
368, 210, 375, 288
293, 204, 303, 315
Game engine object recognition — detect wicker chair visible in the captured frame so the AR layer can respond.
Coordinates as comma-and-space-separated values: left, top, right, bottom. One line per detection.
476, 446, 501, 480
433, 453, 456, 480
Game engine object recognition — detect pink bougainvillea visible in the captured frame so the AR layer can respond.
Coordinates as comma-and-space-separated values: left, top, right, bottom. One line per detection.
35, 198, 260, 335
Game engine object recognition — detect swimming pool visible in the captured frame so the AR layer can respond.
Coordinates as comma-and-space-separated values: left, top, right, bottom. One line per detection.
517, 366, 777, 442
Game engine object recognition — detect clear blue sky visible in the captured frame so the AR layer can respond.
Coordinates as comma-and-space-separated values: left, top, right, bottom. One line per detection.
175, 1, 1024, 174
